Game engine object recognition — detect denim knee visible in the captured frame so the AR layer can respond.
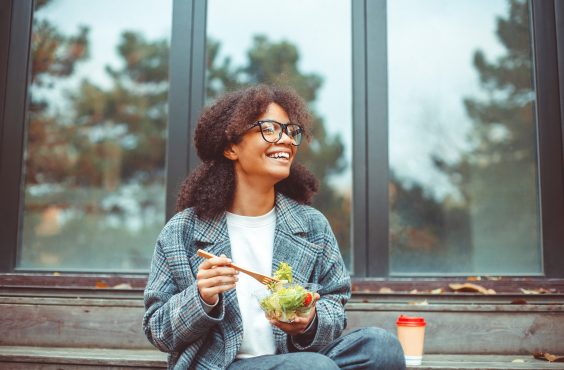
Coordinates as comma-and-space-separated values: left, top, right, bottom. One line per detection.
347, 327, 405, 370
286, 352, 339, 370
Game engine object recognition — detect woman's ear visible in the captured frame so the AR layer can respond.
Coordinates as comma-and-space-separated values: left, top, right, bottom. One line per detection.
223, 144, 238, 160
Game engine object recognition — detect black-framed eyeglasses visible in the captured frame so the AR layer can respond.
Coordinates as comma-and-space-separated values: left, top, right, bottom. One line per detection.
249, 120, 304, 146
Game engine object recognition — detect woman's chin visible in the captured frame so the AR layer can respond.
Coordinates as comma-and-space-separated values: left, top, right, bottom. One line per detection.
269, 169, 291, 183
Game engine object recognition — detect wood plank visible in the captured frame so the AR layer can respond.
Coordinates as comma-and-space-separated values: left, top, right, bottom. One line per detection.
0, 363, 162, 370
1, 294, 563, 353
409, 355, 564, 369
345, 309, 564, 354
347, 302, 564, 312
0, 303, 151, 349
1, 348, 563, 370
2, 274, 564, 294
0, 346, 166, 368
352, 278, 564, 293
350, 292, 564, 304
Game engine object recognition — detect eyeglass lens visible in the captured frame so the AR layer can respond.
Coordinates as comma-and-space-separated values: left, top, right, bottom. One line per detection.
260, 121, 302, 145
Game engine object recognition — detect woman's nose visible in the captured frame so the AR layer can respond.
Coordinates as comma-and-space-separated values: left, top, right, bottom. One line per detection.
278, 129, 293, 145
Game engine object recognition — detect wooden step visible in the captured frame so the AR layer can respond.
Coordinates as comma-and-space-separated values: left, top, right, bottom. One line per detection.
345, 302, 564, 354
1, 347, 562, 369
410, 354, 564, 369
0, 346, 166, 369
1, 293, 563, 355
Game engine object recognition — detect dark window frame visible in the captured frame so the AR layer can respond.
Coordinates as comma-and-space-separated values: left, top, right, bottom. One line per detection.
0, 0, 563, 287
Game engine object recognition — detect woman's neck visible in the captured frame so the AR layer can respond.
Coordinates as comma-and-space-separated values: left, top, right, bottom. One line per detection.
229, 181, 276, 216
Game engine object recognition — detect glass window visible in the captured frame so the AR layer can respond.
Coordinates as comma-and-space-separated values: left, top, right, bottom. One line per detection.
19, 0, 172, 271
206, 0, 353, 270
388, 0, 541, 275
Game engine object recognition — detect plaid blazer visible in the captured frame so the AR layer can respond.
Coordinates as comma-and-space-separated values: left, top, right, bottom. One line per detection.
143, 193, 351, 370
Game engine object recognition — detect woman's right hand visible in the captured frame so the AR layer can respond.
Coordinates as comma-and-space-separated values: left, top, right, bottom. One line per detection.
196, 254, 239, 305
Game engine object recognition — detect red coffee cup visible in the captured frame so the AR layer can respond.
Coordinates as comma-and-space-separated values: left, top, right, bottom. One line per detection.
396, 315, 426, 366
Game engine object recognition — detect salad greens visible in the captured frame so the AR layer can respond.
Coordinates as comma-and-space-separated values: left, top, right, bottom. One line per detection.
259, 263, 315, 322
273, 262, 293, 284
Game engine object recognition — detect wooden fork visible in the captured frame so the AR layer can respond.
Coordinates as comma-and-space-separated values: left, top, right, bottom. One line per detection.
196, 249, 279, 286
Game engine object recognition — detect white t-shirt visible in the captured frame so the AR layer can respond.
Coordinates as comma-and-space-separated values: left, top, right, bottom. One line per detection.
226, 208, 277, 358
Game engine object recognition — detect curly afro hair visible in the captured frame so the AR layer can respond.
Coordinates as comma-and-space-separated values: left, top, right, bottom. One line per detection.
176, 84, 319, 218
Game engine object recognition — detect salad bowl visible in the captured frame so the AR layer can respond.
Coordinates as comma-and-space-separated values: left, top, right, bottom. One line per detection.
253, 282, 321, 323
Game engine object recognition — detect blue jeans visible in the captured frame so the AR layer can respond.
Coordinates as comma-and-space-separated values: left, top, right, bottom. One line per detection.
227, 327, 406, 370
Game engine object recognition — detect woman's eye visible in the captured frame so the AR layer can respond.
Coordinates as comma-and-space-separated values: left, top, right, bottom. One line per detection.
262, 127, 276, 135
288, 128, 301, 137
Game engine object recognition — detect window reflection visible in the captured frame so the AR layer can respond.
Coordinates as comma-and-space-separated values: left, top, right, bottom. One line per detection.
206, 0, 353, 270
388, 0, 541, 274
20, 0, 172, 270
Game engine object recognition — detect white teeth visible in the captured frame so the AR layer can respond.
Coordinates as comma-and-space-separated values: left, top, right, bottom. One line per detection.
268, 152, 290, 159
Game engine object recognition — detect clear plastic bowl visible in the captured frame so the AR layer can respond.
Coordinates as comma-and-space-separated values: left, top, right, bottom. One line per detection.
253, 282, 321, 323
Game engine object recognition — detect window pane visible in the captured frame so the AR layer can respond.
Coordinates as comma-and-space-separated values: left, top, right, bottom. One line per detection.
19, 0, 172, 271
206, 0, 353, 270
388, 0, 541, 275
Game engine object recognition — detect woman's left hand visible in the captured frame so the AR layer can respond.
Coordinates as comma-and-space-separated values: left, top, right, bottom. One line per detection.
269, 293, 320, 336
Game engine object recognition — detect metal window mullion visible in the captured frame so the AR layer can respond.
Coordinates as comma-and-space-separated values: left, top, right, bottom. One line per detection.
531, 0, 564, 278
365, 0, 389, 277
166, 0, 195, 220
352, 0, 368, 277
0, 0, 33, 272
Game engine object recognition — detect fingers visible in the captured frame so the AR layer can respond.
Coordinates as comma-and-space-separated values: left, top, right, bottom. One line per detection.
269, 317, 309, 336
200, 255, 232, 270
199, 281, 237, 301
197, 266, 238, 280
196, 253, 239, 305
197, 274, 238, 290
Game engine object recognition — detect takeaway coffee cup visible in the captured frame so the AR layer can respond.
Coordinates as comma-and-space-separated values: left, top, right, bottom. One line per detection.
396, 315, 426, 366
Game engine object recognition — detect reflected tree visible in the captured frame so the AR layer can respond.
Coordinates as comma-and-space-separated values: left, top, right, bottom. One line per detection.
23, 0, 168, 269
26, 0, 89, 186
391, 0, 537, 274
434, 0, 538, 272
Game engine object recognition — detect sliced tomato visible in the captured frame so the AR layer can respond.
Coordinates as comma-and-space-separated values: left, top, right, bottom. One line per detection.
303, 292, 313, 306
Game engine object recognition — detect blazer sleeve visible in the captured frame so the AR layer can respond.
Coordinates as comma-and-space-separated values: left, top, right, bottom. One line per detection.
291, 215, 351, 351
142, 214, 225, 353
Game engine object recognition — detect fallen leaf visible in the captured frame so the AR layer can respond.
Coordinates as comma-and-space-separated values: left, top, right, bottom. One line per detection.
511, 298, 528, 305
52, 272, 60, 276
537, 288, 556, 294
112, 283, 132, 289
485, 276, 501, 280
379, 287, 394, 293
430, 288, 444, 294
409, 289, 419, 294
533, 352, 564, 362
408, 300, 429, 305
95, 281, 109, 288
449, 283, 496, 295
512, 359, 525, 363
467, 276, 482, 281
520, 287, 556, 295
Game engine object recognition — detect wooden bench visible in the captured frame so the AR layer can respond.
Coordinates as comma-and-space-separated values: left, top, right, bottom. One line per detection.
1, 284, 563, 369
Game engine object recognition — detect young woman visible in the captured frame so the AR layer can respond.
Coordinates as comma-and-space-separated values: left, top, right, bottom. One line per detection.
143, 85, 405, 370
